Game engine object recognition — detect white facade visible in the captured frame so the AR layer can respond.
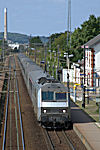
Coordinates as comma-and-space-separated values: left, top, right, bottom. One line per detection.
63, 66, 80, 84
84, 34, 100, 87
8, 43, 19, 49
85, 49, 93, 86
95, 52, 100, 72
90, 41, 100, 72
73, 65, 80, 84
63, 69, 74, 83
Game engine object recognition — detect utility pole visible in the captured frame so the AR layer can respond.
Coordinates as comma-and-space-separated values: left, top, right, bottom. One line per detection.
49, 34, 52, 75
67, 0, 71, 70
57, 45, 59, 71
82, 46, 86, 108
35, 48, 36, 63
67, 73, 70, 108
57, 45, 60, 80
31, 42, 43, 63
49, 33, 51, 61
28, 35, 31, 57
67, 0, 69, 47
66, 0, 71, 113
66, 53, 69, 69
67, 0, 71, 46
2, 38, 5, 63
49, 33, 51, 51
69, 0, 71, 48
44, 44, 47, 72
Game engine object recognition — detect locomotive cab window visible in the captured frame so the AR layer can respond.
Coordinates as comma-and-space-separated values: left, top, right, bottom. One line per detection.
56, 92, 66, 100
42, 91, 54, 101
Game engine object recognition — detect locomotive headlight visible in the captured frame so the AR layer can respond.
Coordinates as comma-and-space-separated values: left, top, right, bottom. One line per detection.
63, 110, 66, 113
44, 110, 47, 113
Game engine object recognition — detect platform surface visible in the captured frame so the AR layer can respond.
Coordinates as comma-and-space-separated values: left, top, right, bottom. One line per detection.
73, 121, 100, 150
70, 100, 100, 150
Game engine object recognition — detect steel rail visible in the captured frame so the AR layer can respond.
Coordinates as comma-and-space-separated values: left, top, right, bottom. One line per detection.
2, 58, 11, 150
42, 128, 55, 150
54, 130, 61, 144
0, 69, 20, 73
2, 56, 25, 150
62, 130, 75, 150
14, 58, 25, 150
0, 91, 18, 93
14, 70, 20, 150
9, 66, 13, 150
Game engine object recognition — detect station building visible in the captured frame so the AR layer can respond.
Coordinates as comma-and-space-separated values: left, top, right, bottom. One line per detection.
63, 34, 100, 88
82, 34, 100, 87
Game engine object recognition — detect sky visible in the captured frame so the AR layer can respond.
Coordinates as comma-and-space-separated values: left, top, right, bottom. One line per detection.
0, 0, 100, 36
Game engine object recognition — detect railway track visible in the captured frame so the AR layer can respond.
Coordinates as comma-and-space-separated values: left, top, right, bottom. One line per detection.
2, 55, 25, 150
1, 54, 87, 150
42, 128, 75, 150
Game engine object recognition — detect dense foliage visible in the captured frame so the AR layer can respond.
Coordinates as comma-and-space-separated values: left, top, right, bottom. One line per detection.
0, 40, 2, 47
30, 36, 42, 47
71, 15, 100, 62
29, 15, 100, 76
50, 15, 100, 64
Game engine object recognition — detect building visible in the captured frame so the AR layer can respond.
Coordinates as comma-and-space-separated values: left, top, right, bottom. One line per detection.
8, 43, 20, 50
82, 34, 100, 87
62, 63, 81, 84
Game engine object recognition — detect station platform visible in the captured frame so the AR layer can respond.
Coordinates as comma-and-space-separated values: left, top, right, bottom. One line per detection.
70, 100, 100, 150
71, 99, 100, 150
73, 123, 100, 150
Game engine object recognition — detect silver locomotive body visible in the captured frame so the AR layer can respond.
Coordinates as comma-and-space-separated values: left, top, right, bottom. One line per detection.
18, 54, 71, 128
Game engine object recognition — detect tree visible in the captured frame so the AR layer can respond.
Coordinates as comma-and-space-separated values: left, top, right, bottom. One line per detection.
0, 40, 2, 47
70, 15, 100, 62
48, 15, 100, 69
30, 36, 42, 47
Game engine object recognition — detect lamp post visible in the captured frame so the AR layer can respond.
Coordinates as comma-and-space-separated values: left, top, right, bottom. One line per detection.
82, 46, 86, 108
64, 53, 73, 69
48, 49, 52, 75
44, 44, 47, 72
30, 42, 44, 64
55, 65, 58, 79
53, 50, 56, 78
57, 45, 60, 80
47, 61, 49, 73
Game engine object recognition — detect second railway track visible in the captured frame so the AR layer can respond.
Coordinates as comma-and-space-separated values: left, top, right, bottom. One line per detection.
2, 55, 25, 150
42, 129, 75, 150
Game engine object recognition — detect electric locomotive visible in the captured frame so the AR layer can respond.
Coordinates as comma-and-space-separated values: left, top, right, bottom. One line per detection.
18, 54, 71, 128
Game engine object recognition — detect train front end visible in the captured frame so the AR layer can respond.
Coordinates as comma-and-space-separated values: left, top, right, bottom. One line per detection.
40, 83, 71, 129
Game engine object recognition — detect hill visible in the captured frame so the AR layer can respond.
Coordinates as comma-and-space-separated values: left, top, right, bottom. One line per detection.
0, 32, 49, 44
40, 36, 49, 44
0, 32, 29, 44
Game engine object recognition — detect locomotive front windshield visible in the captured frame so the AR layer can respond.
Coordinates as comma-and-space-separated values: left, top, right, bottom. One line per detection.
42, 91, 66, 101
42, 91, 54, 101
56, 93, 66, 100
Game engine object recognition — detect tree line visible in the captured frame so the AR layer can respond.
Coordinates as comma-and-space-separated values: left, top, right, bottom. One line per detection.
50, 15, 100, 63
30, 15, 100, 69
